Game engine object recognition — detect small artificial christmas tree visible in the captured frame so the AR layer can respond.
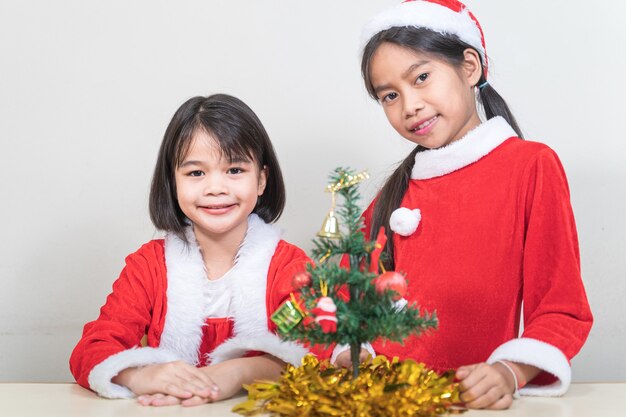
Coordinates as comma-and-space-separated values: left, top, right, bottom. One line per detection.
277, 167, 438, 377
234, 168, 462, 417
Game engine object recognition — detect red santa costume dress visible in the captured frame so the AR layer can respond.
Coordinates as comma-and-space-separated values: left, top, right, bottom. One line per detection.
70, 214, 310, 399
364, 116, 593, 397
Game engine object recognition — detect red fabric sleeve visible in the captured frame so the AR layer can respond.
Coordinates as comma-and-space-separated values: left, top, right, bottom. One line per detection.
69, 240, 166, 389
520, 148, 593, 381
265, 240, 334, 360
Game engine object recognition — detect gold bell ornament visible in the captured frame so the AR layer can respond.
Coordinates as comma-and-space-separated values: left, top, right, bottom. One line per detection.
317, 191, 342, 239
317, 170, 370, 240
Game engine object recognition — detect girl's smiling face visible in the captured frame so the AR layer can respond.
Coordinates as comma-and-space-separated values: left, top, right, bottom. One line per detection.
369, 42, 482, 149
175, 130, 266, 244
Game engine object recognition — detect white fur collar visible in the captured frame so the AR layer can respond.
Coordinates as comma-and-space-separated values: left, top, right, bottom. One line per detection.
160, 213, 280, 365
411, 116, 517, 180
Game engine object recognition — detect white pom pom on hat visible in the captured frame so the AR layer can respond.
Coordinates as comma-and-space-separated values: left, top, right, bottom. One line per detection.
361, 0, 488, 77
390, 207, 421, 236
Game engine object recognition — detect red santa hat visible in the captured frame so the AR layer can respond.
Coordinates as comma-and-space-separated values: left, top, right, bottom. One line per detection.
361, 0, 488, 77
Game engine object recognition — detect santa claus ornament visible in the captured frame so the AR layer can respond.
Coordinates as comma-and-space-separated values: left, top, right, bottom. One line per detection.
311, 296, 338, 333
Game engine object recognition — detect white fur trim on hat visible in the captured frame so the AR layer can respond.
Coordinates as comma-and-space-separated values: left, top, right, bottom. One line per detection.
316, 296, 337, 312
390, 207, 421, 236
411, 116, 516, 179
88, 347, 181, 399
487, 338, 571, 397
361, 0, 486, 65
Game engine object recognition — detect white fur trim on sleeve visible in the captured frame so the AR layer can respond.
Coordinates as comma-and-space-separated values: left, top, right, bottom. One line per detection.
330, 343, 376, 365
390, 207, 421, 236
87, 347, 181, 399
486, 338, 571, 397
207, 333, 308, 366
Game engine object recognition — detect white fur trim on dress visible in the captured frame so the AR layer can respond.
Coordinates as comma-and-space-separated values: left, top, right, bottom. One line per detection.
159, 225, 208, 365
361, 1, 485, 63
390, 207, 421, 236
159, 213, 308, 368
411, 116, 516, 179
487, 337, 571, 397
209, 333, 308, 366
88, 347, 181, 399
206, 214, 309, 366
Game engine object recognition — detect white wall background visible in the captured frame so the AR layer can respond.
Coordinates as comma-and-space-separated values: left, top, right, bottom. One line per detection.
1, 0, 624, 382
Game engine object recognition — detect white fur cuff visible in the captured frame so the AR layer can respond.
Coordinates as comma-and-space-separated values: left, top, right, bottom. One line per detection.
390, 207, 421, 236
88, 347, 181, 399
487, 338, 571, 397
330, 343, 376, 365
394, 298, 409, 311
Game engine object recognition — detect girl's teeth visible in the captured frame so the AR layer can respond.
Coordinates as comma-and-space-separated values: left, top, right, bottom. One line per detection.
417, 117, 436, 130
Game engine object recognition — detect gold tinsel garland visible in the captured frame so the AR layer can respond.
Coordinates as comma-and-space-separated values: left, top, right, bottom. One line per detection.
325, 170, 370, 193
233, 355, 465, 417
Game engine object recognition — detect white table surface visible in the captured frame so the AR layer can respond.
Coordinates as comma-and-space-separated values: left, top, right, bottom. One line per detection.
0, 383, 623, 417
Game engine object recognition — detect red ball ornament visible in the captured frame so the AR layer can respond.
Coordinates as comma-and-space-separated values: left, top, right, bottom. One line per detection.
292, 272, 312, 290
373, 271, 407, 301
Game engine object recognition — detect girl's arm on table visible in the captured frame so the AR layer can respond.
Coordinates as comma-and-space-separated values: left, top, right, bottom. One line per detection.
138, 354, 285, 406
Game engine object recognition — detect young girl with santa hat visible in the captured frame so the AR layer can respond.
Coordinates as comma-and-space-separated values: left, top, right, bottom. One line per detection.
70, 94, 312, 407
346, 0, 593, 410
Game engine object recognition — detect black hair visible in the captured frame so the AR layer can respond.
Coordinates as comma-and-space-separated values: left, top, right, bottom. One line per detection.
361, 27, 523, 270
149, 94, 285, 242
